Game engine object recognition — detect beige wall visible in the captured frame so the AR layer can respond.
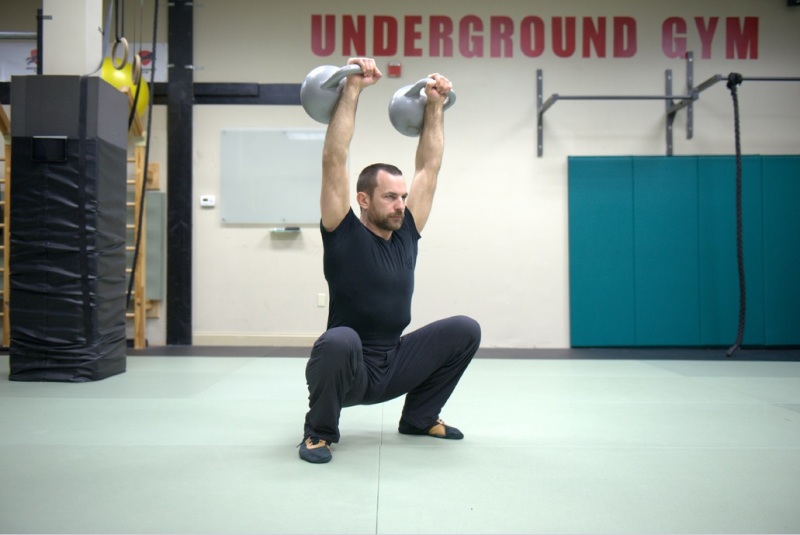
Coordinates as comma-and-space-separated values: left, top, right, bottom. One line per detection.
189, 1, 800, 348
3, 1, 800, 347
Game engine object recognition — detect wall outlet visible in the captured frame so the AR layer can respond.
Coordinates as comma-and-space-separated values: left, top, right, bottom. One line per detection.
200, 195, 216, 207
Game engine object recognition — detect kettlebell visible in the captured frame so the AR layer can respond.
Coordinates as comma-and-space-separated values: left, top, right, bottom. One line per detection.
388, 78, 457, 137
300, 64, 363, 124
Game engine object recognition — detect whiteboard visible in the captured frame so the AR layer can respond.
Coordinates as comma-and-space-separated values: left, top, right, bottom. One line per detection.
220, 128, 325, 224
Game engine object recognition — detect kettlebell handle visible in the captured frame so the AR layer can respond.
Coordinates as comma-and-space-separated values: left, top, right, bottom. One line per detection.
320, 64, 363, 90
404, 78, 457, 110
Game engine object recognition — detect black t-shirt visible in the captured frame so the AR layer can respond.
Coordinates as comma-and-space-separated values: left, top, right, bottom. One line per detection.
321, 208, 420, 350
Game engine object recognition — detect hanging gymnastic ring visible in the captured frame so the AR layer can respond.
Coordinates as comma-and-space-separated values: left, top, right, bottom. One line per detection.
111, 37, 129, 70
132, 52, 142, 86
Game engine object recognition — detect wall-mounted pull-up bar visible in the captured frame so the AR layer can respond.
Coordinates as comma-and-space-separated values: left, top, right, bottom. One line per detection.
537, 53, 698, 157
667, 73, 800, 117
537, 52, 800, 157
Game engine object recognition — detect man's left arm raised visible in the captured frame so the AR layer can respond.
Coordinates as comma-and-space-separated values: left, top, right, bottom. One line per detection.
406, 73, 452, 234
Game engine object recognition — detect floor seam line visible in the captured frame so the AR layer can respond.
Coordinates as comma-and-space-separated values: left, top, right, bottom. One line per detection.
375, 404, 383, 534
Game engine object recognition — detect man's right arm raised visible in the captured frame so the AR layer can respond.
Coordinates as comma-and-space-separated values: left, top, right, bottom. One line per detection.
320, 58, 382, 232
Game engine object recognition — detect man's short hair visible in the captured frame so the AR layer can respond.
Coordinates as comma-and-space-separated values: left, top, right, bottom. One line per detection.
356, 163, 403, 197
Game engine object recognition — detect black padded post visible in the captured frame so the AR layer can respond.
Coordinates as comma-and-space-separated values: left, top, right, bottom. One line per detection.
9, 75, 128, 382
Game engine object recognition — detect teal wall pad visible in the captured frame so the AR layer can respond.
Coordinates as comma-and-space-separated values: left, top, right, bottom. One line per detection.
568, 155, 799, 347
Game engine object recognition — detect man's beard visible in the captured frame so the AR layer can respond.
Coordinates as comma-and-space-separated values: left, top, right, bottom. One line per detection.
372, 211, 404, 232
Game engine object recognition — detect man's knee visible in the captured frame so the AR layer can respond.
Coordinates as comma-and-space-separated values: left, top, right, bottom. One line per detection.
307, 327, 362, 375
450, 315, 482, 345
317, 326, 361, 349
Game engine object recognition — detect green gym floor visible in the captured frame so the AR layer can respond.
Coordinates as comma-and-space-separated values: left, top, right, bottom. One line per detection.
1, 347, 799, 534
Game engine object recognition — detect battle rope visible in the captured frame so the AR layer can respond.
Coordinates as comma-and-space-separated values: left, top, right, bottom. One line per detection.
726, 72, 745, 357
125, 0, 159, 312
127, 58, 143, 130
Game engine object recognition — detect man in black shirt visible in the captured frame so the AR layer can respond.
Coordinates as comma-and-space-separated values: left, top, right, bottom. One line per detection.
300, 57, 481, 464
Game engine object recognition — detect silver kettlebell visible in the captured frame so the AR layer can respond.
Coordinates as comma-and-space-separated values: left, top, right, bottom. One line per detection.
388, 78, 457, 137
300, 64, 363, 124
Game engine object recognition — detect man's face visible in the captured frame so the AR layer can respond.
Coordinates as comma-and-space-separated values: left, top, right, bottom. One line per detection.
363, 171, 408, 233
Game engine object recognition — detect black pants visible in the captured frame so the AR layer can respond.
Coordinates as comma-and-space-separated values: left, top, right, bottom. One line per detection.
303, 315, 481, 443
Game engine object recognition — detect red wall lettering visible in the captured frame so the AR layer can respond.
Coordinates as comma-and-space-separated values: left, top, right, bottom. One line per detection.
662, 17, 687, 58
520, 16, 545, 57
583, 17, 606, 58
694, 17, 718, 59
311, 14, 335, 56
374, 16, 397, 56
491, 16, 514, 58
727, 16, 758, 59
613, 17, 636, 57
553, 17, 577, 58
430, 15, 454, 57
309, 14, 758, 60
343, 15, 366, 56
405, 15, 423, 56
459, 15, 483, 58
